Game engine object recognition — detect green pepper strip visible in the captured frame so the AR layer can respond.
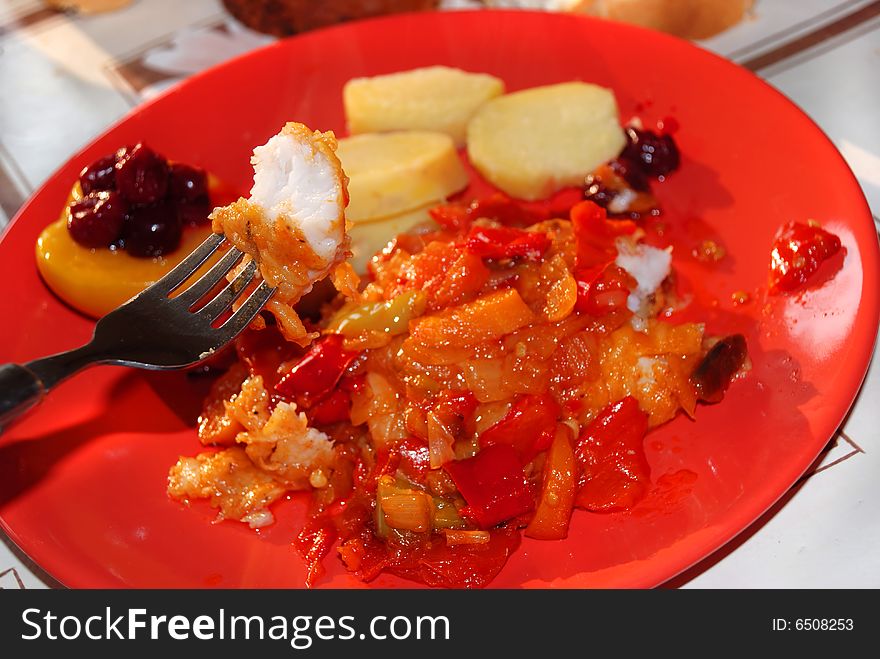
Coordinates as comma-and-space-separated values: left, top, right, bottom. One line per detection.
329, 290, 427, 338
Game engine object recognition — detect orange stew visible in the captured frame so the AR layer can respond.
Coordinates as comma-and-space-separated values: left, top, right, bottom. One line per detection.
199, 194, 751, 588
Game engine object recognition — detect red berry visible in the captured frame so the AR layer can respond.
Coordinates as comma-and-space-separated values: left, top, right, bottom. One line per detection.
79, 155, 117, 194
115, 143, 169, 205
176, 198, 212, 227
67, 191, 128, 248
168, 163, 208, 202
621, 127, 680, 178
123, 202, 182, 257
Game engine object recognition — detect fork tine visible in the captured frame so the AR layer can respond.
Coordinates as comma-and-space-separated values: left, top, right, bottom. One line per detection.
216, 281, 275, 342
175, 247, 244, 308
147, 232, 226, 296
197, 259, 259, 322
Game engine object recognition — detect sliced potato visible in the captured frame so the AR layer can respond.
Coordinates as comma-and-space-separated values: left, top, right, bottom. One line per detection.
348, 206, 436, 274
337, 131, 468, 224
344, 66, 504, 146
466, 82, 626, 201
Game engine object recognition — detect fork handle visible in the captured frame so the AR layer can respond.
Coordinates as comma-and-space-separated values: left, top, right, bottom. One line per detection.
0, 345, 99, 431
0, 364, 45, 430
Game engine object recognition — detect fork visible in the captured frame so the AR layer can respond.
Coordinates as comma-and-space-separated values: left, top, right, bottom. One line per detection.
0, 232, 274, 430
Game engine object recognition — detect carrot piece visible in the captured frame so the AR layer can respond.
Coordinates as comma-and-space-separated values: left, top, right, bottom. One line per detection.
408, 288, 535, 348
525, 425, 576, 540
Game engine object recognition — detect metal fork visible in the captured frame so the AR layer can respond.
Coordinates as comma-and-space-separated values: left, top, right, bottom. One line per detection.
0, 232, 274, 430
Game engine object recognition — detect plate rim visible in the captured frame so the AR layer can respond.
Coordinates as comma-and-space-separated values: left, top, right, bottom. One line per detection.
1, 9, 878, 589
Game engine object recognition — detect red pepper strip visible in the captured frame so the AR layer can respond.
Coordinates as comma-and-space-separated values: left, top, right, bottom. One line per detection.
339, 373, 366, 394
525, 425, 576, 540
465, 225, 551, 261
430, 192, 544, 232
769, 221, 842, 293
307, 389, 351, 425
479, 393, 560, 464
574, 396, 650, 512
444, 444, 534, 529
573, 263, 636, 315
307, 374, 366, 426
429, 202, 471, 232
469, 193, 545, 227
570, 200, 638, 268
275, 334, 360, 405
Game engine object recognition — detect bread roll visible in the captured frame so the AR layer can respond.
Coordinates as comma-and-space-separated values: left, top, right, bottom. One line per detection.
222, 0, 439, 37
484, 0, 753, 39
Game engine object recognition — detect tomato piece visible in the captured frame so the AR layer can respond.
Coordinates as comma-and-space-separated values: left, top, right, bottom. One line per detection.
465, 225, 551, 261
525, 426, 576, 540
444, 444, 534, 528
274, 334, 360, 406
574, 263, 636, 315
574, 396, 650, 512
570, 200, 637, 268
769, 221, 842, 293
479, 393, 560, 463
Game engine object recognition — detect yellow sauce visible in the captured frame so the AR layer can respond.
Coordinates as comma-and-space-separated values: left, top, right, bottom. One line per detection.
35, 182, 232, 318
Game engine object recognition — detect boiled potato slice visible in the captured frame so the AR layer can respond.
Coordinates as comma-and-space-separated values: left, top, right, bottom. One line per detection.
349, 206, 436, 274
337, 131, 468, 223
344, 66, 504, 146
466, 82, 626, 201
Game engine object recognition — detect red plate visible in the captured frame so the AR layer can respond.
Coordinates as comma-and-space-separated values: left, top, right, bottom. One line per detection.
1, 11, 877, 588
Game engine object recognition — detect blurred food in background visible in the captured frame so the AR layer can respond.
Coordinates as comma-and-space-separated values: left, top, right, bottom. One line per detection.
483, 0, 755, 39
45, 0, 131, 14
45, 0, 754, 40
221, 0, 753, 40
222, 0, 441, 37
